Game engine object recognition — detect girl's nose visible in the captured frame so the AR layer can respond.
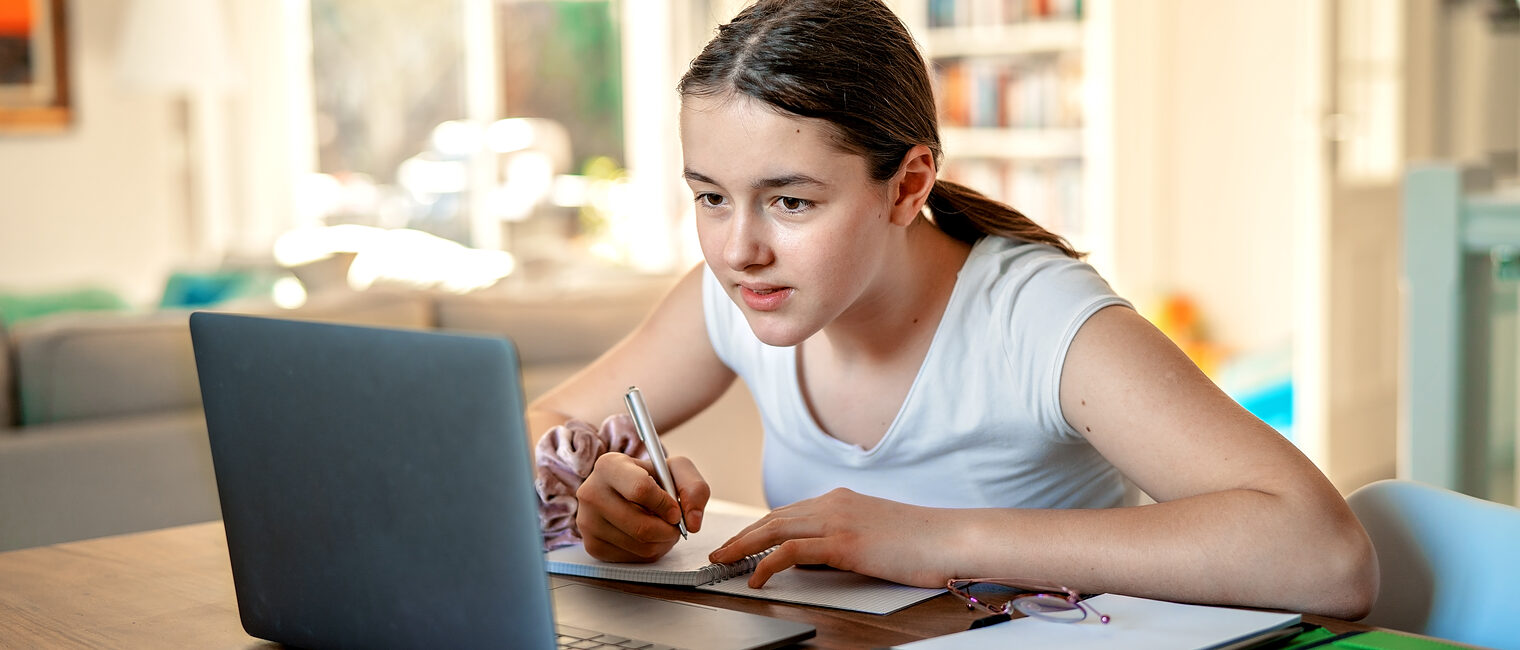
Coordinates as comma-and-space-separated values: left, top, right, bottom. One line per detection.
722, 209, 772, 271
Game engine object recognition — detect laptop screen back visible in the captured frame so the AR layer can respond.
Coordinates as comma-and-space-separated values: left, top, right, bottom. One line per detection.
190, 312, 555, 649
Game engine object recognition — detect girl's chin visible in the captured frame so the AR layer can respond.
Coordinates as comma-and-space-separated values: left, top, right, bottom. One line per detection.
742, 314, 812, 348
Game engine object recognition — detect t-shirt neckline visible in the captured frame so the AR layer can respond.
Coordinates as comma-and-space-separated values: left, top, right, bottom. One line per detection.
785, 237, 993, 458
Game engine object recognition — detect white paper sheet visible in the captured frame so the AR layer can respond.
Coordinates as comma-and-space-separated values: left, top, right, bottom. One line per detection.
896, 593, 1301, 649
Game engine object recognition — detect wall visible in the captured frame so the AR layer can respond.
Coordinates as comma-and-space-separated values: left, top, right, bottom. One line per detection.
1098, 0, 1317, 353
0, 1, 185, 307
0, 1, 306, 309
222, 0, 310, 259
1100, 0, 1352, 481
1159, 0, 1316, 354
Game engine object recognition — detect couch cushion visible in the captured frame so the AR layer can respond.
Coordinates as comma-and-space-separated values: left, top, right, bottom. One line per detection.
225, 288, 435, 330
0, 324, 13, 428
10, 290, 435, 427
433, 287, 666, 366
11, 312, 201, 426
0, 409, 218, 550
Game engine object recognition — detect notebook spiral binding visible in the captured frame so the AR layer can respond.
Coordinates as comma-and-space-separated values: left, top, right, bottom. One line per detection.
704, 547, 776, 584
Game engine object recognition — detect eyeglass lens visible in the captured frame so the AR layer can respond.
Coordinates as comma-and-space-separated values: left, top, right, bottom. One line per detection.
961, 582, 1085, 622
1013, 595, 1084, 621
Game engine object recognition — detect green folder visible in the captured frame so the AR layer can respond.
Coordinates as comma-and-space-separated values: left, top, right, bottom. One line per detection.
1283, 629, 1470, 650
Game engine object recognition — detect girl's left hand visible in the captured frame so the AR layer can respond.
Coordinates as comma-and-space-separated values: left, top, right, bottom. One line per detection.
706, 488, 953, 588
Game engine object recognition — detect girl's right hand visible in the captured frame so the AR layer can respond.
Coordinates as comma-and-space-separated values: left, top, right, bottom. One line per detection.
574, 452, 710, 563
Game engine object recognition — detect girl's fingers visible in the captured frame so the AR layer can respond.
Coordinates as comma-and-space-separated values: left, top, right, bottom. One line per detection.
667, 456, 711, 532
576, 453, 683, 561
709, 514, 825, 564
594, 454, 682, 525
748, 537, 837, 587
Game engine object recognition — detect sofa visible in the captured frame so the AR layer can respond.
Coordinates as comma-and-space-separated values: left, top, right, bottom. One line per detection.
0, 277, 766, 551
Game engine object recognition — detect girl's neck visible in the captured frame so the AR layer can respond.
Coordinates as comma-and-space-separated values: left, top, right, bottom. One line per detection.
814, 218, 973, 364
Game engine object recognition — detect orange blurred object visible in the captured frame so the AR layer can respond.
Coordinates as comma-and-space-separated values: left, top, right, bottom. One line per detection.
1149, 293, 1222, 378
0, 0, 32, 38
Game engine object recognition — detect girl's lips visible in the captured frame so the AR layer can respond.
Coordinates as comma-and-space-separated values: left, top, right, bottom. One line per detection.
739, 284, 793, 311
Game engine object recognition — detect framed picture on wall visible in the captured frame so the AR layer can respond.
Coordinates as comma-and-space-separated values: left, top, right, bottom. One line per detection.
0, 0, 69, 133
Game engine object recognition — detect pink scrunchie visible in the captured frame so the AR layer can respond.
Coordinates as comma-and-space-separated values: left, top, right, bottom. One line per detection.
535, 414, 647, 550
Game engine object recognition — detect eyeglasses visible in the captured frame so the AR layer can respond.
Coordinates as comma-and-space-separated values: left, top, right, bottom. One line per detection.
947, 578, 1111, 625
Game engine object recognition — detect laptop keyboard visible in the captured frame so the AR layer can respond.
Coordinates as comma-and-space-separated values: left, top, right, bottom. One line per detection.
556, 623, 680, 650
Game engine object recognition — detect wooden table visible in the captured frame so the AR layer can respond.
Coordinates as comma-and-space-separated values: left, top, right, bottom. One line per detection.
0, 522, 1371, 649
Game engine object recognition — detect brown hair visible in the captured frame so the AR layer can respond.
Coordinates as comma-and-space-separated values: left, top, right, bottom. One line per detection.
678, 0, 1080, 258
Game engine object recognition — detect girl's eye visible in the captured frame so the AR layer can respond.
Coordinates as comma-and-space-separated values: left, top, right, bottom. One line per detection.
695, 193, 726, 208
776, 197, 811, 213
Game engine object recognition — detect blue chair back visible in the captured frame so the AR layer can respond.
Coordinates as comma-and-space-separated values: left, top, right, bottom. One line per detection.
1347, 479, 1520, 649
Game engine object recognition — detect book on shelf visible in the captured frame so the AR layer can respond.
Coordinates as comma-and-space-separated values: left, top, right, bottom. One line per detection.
928, 0, 1083, 29
941, 158, 1083, 238
933, 55, 1083, 130
544, 501, 944, 615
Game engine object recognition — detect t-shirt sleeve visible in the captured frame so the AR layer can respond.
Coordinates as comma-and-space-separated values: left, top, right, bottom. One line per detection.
993, 247, 1131, 442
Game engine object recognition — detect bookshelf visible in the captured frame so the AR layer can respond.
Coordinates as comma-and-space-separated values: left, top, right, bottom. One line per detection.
897, 0, 1097, 256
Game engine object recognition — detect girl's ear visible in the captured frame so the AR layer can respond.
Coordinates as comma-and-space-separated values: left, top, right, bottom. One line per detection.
888, 145, 936, 227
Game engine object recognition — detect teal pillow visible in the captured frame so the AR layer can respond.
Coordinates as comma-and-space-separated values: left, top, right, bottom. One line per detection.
159, 270, 266, 309
0, 287, 129, 328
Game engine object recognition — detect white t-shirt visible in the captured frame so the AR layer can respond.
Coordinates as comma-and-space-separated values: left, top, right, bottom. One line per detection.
702, 236, 1131, 510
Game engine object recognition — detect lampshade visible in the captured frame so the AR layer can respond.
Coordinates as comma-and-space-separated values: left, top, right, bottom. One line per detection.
116, 0, 240, 92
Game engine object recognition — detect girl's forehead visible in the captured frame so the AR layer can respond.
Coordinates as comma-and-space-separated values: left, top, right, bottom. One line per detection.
680, 94, 865, 183
681, 94, 828, 141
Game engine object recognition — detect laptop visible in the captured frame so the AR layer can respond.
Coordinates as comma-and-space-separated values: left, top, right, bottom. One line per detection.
189, 312, 815, 650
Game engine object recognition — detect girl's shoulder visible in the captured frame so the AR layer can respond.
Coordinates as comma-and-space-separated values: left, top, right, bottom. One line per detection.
955, 236, 1129, 345
962, 236, 1112, 296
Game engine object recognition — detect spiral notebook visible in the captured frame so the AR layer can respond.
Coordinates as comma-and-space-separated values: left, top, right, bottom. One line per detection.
544, 502, 943, 615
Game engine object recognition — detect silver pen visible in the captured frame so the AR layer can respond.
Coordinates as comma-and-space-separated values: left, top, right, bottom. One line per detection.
623, 386, 689, 539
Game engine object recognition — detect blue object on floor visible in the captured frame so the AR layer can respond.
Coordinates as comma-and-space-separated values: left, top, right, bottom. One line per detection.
1234, 380, 1293, 439
1216, 340, 1295, 442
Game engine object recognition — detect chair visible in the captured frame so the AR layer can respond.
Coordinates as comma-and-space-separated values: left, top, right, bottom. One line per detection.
1346, 479, 1520, 649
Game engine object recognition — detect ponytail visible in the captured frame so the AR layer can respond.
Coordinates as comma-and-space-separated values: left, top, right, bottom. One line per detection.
925, 179, 1083, 259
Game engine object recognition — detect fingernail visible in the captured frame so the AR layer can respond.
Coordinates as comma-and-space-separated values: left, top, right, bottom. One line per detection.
688, 509, 703, 530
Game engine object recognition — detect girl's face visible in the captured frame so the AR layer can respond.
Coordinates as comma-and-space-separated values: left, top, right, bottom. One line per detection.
680, 93, 901, 347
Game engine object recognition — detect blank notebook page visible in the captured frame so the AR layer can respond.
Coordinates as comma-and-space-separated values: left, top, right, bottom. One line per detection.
700, 566, 943, 615
896, 593, 1301, 649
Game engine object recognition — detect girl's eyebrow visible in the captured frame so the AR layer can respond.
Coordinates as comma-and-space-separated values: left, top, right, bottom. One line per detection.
682, 169, 720, 185
683, 169, 829, 191
752, 173, 828, 191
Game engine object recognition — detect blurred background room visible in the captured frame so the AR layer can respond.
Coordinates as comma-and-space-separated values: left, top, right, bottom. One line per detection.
0, 0, 1517, 550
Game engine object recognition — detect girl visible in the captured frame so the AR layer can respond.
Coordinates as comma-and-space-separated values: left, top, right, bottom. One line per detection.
526, 0, 1376, 620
